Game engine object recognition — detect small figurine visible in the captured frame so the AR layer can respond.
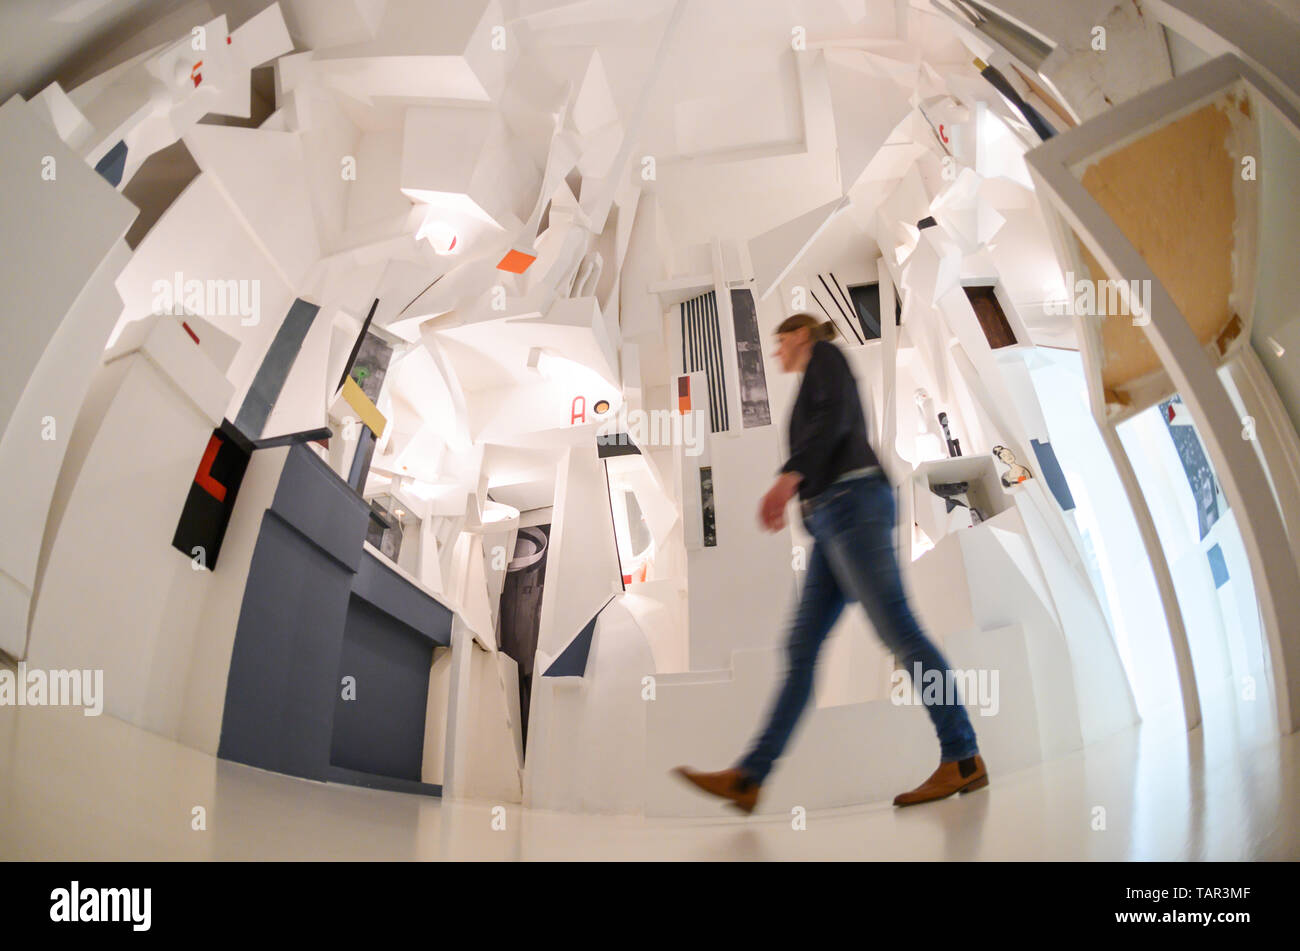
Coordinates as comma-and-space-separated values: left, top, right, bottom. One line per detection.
992, 445, 1032, 487
938, 412, 962, 457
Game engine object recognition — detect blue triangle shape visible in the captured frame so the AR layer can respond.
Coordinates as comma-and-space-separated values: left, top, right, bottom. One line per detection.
543, 598, 612, 678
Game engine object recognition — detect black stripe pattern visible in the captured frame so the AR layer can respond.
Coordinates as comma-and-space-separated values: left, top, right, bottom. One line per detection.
681, 290, 729, 433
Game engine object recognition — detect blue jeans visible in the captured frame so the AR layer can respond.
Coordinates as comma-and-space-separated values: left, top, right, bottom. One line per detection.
736, 472, 979, 784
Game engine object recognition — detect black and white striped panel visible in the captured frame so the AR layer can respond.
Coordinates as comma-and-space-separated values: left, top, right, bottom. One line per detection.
680, 290, 729, 433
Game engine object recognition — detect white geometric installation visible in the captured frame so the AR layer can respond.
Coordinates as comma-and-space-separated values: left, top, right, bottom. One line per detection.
3, 0, 1273, 827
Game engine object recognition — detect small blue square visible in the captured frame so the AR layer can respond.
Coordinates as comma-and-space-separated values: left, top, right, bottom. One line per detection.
1207, 544, 1229, 588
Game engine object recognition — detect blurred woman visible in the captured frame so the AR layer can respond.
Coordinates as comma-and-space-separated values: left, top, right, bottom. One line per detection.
674, 313, 987, 813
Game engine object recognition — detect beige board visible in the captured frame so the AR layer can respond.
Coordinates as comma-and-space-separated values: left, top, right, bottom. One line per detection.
1075, 95, 1252, 402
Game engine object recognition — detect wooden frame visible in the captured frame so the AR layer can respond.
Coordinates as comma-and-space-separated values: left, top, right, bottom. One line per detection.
1025, 53, 1300, 736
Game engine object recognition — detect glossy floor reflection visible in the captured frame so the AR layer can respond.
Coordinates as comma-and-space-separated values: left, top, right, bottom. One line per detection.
0, 672, 1296, 860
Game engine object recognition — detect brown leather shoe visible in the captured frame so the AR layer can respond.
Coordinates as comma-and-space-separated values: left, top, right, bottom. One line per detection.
893, 755, 989, 806
672, 766, 761, 814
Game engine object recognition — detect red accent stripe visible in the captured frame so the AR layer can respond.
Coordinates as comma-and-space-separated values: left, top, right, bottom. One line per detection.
194, 434, 227, 502
182, 322, 200, 345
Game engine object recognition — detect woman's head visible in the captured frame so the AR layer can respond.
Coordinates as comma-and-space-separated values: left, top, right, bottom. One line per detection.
773, 312, 837, 373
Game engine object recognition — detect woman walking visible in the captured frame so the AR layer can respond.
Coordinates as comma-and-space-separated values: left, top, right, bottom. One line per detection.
674, 314, 988, 814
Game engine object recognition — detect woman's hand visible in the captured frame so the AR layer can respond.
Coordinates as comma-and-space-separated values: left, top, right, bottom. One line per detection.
759, 472, 802, 532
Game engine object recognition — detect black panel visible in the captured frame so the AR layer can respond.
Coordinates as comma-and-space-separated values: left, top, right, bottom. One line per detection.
253, 426, 331, 451
171, 427, 251, 570
848, 282, 903, 340
596, 432, 641, 457
849, 283, 883, 340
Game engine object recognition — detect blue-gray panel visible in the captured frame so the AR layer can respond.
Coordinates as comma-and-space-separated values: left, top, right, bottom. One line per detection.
234, 298, 320, 439
218, 510, 356, 781
1030, 438, 1076, 512
352, 551, 453, 646
94, 140, 127, 187
270, 443, 370, 571
331, 595, 434, 782
325, 765, 441, 798
347, 423, 376, 490
543, 597, 612, 677
1207, 543, 1230, 588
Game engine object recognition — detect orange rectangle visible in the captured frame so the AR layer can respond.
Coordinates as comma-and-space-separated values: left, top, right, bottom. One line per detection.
497, 248, 537, 273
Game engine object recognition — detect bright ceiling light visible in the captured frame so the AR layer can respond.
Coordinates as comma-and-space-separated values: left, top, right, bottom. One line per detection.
416, 216, 459, 255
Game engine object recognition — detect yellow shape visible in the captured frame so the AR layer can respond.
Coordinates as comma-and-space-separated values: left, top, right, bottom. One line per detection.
342, 376, 387, 439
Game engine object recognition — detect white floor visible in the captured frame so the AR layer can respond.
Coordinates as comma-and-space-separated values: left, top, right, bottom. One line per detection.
1, 667, 1296, 860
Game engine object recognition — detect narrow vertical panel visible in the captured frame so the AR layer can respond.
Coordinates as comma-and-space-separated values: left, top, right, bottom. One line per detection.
700, 466, 716, 547
348, 425, 377, 492
233, 297, 321, 439
731, 287, 771, 427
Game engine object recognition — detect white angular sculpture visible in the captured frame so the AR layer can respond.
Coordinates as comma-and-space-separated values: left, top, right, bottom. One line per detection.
0, 96, 137, 659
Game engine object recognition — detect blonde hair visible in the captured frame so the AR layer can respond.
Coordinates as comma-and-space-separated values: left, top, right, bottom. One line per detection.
775, 312, 838, 342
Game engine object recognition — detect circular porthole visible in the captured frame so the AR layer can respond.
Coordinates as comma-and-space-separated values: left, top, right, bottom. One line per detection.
594, 399, 610, 414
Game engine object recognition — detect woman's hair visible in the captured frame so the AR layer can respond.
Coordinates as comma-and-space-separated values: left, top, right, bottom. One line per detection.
775, 312, 838, 342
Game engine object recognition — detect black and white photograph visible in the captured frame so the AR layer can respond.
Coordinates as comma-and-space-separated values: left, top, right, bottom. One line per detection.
730, 287, 772, 428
